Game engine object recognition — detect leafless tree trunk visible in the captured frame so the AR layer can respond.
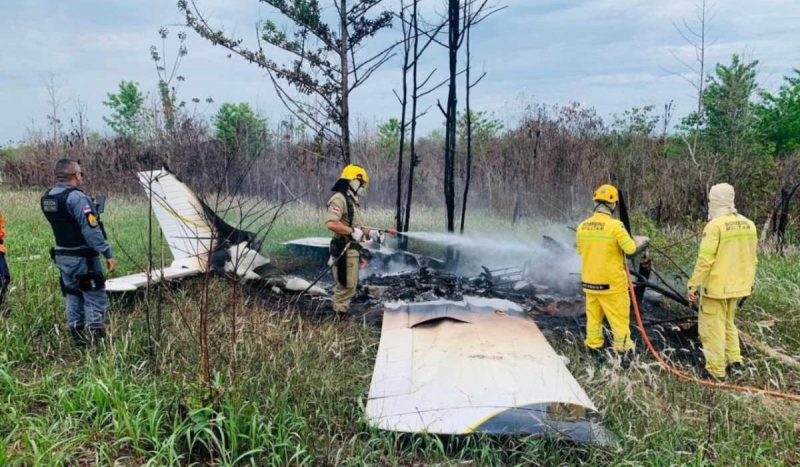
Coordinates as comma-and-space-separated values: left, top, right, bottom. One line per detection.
402, 2, 446, 237
395, 1, 412, 232
339, 0, 352, 163
435, 0, 500, 232
458, 1, 489, 233
459, 1, 473, 234
443, 0, 460, 232
762, 161, 800, 248
44, 74, 62, 144
673, 0, 712, 166
403, 1, 422, 237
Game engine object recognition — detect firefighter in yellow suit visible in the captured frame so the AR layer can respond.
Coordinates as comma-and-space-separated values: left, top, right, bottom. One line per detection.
325, 165, 371, 314
576, 184, 648, 357
687, 183, 757, 379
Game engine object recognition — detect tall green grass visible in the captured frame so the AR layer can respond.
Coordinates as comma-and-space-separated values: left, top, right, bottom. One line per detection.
0, 189, 798, 465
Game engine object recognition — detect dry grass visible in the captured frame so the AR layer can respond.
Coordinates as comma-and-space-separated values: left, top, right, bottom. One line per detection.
0, 188, 798, 465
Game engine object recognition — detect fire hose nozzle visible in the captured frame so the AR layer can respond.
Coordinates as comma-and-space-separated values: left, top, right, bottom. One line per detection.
364, 227, 400, 235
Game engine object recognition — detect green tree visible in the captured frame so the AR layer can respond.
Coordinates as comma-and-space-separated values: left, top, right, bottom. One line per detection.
377, 118, 405, 159
456, 110, 503, 157
103, 81, 145, 140
150, 27, 189, 133
213, 103, 266, 156
756, 69, 800, 157
179, 0, 393, 164
611, 105, 659, 137
700, 54, 759, 156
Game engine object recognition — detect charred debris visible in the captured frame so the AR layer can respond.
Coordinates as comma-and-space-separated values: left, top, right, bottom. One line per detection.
273, 233, 702, 365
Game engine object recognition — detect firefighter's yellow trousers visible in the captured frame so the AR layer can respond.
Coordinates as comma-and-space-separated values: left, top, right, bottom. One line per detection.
698, 296, 742, 378
584, 292, 633, 351
333, 251, 360, 313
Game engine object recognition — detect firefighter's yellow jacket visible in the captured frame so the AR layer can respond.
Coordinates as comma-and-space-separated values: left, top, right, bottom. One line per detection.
576, 211, 636, 295
688, 213, 757, 299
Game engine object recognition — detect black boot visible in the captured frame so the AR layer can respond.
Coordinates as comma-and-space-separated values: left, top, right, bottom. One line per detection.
727, 362, 745, 378
620, 350, 635, 369
87, 327, 106, 347
585, 346, 605, 364
700, 368, 726, 382
70, 326, 88, 348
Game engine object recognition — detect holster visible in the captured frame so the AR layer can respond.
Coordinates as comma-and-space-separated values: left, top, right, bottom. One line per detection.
52, 248, 105, 295
76, 272, 105, 292
330, 237, 349, 284
76, 254, 105, 292
59, 277, 81, 297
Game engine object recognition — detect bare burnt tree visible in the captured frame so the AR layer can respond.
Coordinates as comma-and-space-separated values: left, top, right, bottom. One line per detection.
402, 2, 421, 236
442, 0, 460, 232
458, 0, 496, 233
762, 160, 800, 249
394, 1, 412, 232
434, 0, 500, 232
394, 0, 447, 234
672, 0, 714, 165
67, 99, 89, 149
178, 0, 395, 164
44, 74, 63, 144
402, 0, 431, 236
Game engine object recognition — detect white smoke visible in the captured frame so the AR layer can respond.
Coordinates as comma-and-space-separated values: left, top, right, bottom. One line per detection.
397, 226, 582, 293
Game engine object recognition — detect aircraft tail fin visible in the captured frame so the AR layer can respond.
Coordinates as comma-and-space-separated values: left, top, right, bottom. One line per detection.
137, 170, 213, 271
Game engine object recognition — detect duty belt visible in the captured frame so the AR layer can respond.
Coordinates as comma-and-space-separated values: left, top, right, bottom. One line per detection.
51, 247, 99, 259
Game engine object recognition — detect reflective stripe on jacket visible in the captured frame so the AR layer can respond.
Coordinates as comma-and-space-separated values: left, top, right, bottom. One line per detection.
688, 213, 757, 299
576, 212, 636, 294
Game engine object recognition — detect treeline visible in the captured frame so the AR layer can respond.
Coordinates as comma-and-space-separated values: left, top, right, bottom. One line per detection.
1, 54, 799, 242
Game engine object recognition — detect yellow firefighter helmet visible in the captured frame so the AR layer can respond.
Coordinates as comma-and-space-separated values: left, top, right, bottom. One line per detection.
593, 184, 619, 204
340, 164, 369, 186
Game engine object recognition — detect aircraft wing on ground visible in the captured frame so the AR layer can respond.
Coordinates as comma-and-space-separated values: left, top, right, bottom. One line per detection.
105, 267, 204, 292
366, 297, 612, 444
283, 237, 444, 272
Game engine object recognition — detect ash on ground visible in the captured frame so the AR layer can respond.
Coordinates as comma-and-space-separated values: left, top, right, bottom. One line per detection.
264, 256, 707, 370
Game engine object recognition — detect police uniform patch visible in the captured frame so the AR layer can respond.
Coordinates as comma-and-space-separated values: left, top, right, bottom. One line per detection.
330, 205, 341, 214
42, 199, 58, 213
87, 212, 98, 228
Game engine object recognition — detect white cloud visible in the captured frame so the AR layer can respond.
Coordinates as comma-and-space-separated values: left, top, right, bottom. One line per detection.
0, 0, 799, 143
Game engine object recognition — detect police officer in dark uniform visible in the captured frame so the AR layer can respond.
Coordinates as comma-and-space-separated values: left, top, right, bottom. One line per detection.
41, 159, 117, 347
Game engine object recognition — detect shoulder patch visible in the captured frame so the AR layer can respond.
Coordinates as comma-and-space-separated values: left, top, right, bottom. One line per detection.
329, 205, 342, 214
86, 212, 99, 228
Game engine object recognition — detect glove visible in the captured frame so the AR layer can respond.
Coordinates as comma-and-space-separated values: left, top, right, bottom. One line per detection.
687, 290, 698, 306
633, 235, 650, 254
351, 227, 364, 242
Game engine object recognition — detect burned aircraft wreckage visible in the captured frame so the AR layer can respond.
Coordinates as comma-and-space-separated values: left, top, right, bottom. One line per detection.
110, 169, 700, 445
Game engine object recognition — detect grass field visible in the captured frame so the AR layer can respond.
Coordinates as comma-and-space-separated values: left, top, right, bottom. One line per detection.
1, 189, 799, 466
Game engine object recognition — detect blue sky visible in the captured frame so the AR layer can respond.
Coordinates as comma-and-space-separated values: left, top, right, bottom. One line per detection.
1, 0, 799, 144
